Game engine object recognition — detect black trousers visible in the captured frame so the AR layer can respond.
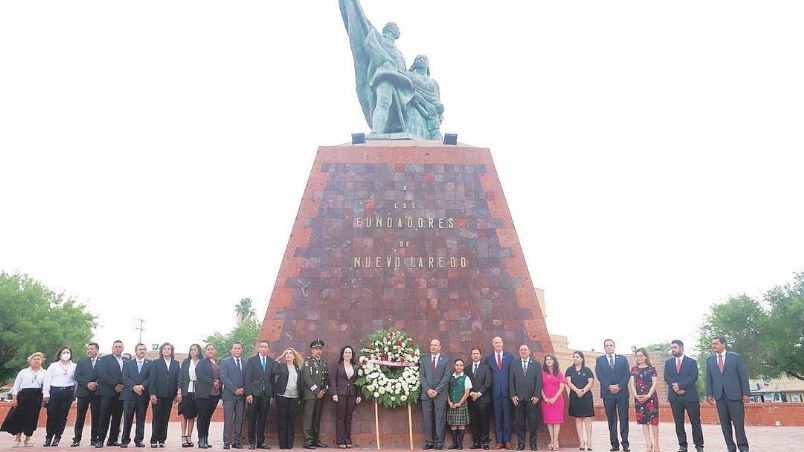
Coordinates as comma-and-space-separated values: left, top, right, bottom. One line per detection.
715, 397, 748, 452
512, 400, 539, 448
468, 400, 490, 446
334, 396, 357, 446
276, 396, 299, 450
196, 396, 221, 440
248, 395, 271, 446
603, 397, 630, 448
73, 394, 100, 443
46, 386, 75, 439
98, 395, 124, 444
150, 397, 174, 444
670, 400, 703, 448
122, 396, 149, 444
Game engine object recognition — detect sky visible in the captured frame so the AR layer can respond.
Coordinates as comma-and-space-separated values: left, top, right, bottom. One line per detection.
1, 1, 803, 358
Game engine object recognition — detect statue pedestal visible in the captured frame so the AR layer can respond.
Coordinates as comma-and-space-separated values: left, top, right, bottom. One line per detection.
260, 141, 577, 448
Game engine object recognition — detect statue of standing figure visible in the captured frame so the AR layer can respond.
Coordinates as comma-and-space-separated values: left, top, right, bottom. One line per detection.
339, 0, 444, 140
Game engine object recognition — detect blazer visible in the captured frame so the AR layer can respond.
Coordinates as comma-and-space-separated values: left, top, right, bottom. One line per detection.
663, 356, 700, 403
194, 358, 216, 400
705, 351, 750, 401
273, 362, 303, 398
508, 357, 543, 399
465, 361, 492, 404
595, 354, 630, 400
179, 358, 200, 395
244, 354, 277, 397
420, 353, 450, 401
121, 359, 151, 402
96, 354, 124, 398
220, 356, 246, 401
148, 358, 180, 398
329, 361, 359, 397
74, 356, 99, 398
484, 351, 514, 398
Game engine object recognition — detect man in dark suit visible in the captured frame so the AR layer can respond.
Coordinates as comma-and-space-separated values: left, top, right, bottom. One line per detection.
663, 340, 703, 452
420, 338, 450, 450
221, 342, 247, 449
484, 337, 514, 450
508, 344, 542, 451
72, 342, 101, 447
595, 339, 630, 452
120, 343, 151, 448
467, 348, 492, 450
96, 340, 126, 448
148, 343, 181, 447
244, 340, 277, 450
705, 336, 750, 452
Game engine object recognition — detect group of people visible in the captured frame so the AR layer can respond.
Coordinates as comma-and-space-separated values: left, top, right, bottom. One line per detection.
1, 335, 751, 452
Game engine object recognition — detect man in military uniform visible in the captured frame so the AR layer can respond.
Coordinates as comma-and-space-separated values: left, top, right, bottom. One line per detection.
302, 339, 329, 449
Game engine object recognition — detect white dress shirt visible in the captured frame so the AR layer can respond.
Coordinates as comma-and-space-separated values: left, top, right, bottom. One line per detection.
11, 367, 46, 395
188, 360, 197, 393
43, 361, 77, 397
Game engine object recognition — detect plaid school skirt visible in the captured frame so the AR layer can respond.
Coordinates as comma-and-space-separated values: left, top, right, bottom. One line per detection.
447, 404, 470, 425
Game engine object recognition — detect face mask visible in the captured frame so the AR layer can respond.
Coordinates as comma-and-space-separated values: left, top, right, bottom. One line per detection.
61, 353, 71, 361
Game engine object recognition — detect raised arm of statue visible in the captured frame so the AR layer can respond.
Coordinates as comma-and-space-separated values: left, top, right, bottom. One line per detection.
339, 0, 373, 39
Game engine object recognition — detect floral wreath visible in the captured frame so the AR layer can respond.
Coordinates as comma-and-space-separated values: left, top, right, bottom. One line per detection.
356, 328, 421, 408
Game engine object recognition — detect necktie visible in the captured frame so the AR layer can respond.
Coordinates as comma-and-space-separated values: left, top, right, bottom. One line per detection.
473, 363, 478, 374
137, 361, 142, 374
717, 354, 724, 374
236, 358, 241, 371
496, 353, 502, 370
676, 358, 682, 373
261, 356, 266, 371
91, 359, 96, 369
431, 357, 436, 373
609, 355, 615, 369
522, 360, 527, 375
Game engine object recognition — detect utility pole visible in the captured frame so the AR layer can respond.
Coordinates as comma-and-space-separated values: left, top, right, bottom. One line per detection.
135, 319, 146, 344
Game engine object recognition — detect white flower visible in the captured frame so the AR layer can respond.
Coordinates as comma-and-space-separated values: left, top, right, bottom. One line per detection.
401, 395, 408, 401
379, 387, 386, 394
394, 388, 401, 394
373, 392, 380, 398
358, 369, 363, 376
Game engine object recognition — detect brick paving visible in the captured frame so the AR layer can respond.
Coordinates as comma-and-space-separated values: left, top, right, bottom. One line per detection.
1, 421, 802, 452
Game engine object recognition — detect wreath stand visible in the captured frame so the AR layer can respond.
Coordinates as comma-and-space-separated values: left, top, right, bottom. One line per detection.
372, 399, 414, 450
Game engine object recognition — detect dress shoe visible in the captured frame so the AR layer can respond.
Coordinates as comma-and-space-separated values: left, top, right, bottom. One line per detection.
108, 442, 121, 447
121, 444, 128, 448
258, 445, 271, 449
135, 443, 145, 448
471, 444, 481, 449
622, 449, 630, 452
424, 445, 435, 450
71, 442, 80, 448
96, 444, 104, 449
314, 443, 327, 448
249, 446, 256, 450
530, 447, 537, 451
505, 443, 513, 450
609, 448, 619, 452
517, 445, 525, 451
435, 446, 444, 451
303, 446, 315, 450
223, 444, 230, 450
45, 437, 54, 447
483, 444, 490, 450
53, 437, 62, 447
232, 444, 243, 450
495, 444, 504, 450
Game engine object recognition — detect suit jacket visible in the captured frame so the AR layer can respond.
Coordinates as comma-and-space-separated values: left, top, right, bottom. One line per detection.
301, 356, 329, 400
244, 354, 276, 397
484, 351, 514, 398
508, 357, 543, 399
274, 362, 303, 397
220, 356, 246, 401
663, 356, 699, 403
420, 353, 450, 401
595, 354, 630, 400
705, 351, 750, 401
148, 358, 180, 398
121, 359, 151, 402
96, 354, 125, 398
74, 356, 100, 398
329, 361, 359, 397
466, 361, 492, 404
179, 358, 198, 396
194, 358, 216, 399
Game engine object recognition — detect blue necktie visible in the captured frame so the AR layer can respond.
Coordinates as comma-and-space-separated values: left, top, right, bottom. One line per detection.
261, 356, 266, 371
137, 361, 142, 374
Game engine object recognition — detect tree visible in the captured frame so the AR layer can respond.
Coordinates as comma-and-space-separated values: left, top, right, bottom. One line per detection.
234, 297, 256, 325
0, 272, 96, 382
698, 273, 804, 381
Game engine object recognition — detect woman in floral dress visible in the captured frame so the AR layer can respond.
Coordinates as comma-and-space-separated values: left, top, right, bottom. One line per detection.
628, 348, 660, 452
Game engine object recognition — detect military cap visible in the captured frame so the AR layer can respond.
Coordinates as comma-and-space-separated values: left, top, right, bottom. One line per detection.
310, 339, 325, 348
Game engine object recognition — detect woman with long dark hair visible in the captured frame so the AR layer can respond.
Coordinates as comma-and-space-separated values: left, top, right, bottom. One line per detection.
179, 344, 201, 447
329, 346, 362, 448
43, 346, 77, 446
195, 344, 222, 449
541, 353, 565, 451
1, 352, 47, 447
565, 351, 594, 451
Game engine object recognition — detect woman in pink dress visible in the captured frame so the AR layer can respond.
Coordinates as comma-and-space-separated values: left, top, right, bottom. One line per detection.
541, 353, 566, 451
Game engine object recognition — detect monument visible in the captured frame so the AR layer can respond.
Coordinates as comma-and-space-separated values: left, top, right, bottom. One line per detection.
259, 0, 575, 447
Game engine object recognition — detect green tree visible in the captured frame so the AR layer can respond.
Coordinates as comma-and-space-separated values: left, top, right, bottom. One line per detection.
0, 272, 96, 382
234, 297, 256, 325
204, 300, 262, 360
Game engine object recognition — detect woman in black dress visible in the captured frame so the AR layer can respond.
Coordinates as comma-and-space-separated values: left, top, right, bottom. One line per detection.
565, 351, 594, 451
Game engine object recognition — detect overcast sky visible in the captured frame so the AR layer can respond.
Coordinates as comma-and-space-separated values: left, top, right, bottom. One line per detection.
1, 1, 802, 358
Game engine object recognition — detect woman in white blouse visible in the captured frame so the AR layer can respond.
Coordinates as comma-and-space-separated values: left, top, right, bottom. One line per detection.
1, 352, 47, 447
178, 344, 202, 448
43, 347, 77, 447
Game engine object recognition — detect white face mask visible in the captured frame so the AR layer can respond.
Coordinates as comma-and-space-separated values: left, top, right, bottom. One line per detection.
61, 353, 71, 361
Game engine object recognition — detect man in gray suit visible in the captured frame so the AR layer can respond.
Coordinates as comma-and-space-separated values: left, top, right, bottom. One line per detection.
221, 342, 246, 449
420, 339, 450, 450
705, 336, 750, 452
508, 345, 542, 451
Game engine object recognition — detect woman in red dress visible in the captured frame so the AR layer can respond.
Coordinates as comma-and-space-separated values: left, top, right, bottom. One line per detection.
540, 353, 566, 451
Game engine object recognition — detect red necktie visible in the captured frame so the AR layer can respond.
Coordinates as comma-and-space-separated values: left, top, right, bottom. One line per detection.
496, 353, 502, 370
432, 357, 436, 373
717, 354, 724, 374
676, 359, 682, 373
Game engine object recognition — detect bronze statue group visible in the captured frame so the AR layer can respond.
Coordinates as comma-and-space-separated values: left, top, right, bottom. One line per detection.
2, 335, 750, 452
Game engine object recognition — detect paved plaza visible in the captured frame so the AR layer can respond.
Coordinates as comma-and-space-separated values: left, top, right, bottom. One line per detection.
1, 422, 801, 452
